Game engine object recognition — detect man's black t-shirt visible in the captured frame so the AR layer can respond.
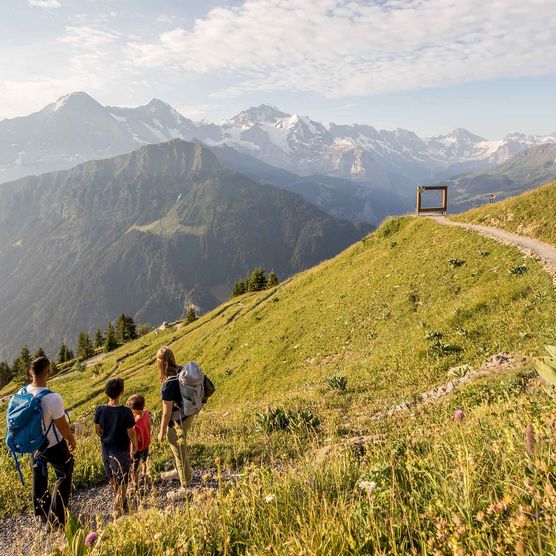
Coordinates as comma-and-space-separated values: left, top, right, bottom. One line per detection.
94, 404, 135, 451
161, 376, 183, 425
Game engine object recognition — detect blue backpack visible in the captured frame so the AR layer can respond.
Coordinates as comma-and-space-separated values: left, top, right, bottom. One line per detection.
5, 387, 55, 485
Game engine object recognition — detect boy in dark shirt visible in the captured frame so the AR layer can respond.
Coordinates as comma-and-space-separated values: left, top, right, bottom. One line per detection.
94, 378, 137, 517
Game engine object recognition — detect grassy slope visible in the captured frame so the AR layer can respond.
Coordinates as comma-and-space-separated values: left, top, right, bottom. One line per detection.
453, 181, 556, 247
2, 216, 556, 553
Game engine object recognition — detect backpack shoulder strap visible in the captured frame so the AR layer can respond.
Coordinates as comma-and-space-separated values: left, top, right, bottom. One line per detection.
34, 389, 53, 401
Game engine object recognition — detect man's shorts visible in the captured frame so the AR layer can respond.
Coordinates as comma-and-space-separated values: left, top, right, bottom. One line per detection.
132, 448, 149, 472
102, 447, 131, 485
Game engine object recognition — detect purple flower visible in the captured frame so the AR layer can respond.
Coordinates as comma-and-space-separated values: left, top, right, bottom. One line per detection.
454, 409, 464, 421
85, 532, 98, 547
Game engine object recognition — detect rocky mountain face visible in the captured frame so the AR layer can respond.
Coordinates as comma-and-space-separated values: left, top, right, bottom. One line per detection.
2, 92, 555, 193
206, 144, 411, 225
444, 143, 556, 211
0, 139, 369, 359
199, 106, 556, 186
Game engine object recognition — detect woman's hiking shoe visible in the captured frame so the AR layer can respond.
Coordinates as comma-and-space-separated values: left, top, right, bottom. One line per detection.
160, 469, 179, 481
166, 487, 188, 501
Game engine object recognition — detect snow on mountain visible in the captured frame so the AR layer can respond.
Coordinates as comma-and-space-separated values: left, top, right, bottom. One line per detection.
1, 94, 556, 189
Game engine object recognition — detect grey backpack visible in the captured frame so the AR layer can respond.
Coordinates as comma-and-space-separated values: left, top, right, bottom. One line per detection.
177, 362, 207, 416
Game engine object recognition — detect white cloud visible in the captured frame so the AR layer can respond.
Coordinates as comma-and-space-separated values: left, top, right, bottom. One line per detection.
126, 0, 556, 98
177, 103, 221, 120
28, 0, 61, 8
156, 15, 176, 23
58, 26, 120, 48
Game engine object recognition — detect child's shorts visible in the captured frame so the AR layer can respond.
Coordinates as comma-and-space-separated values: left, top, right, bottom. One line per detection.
102, 447, 131, 485
132, 448, 149, 472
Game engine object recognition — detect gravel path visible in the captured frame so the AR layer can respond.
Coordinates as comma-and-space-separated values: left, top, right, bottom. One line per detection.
428, 216, 556, 284
0, 468, 227, 556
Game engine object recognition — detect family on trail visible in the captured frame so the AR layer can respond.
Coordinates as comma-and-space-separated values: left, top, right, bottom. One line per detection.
4, 345, 214, 531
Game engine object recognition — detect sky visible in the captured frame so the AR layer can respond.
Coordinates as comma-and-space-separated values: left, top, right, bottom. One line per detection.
1, 0, 555, 138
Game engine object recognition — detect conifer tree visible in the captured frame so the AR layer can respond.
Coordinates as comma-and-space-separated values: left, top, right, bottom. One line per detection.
185, 307, 198, 324
232, 280, 247, 297
116, 314, 138, 344
126, 315, 137, 341
104, 322, 118, 353
267, 270, 279, 288
247, 267, 267, 292
66, 346, 75, 361
58, 343, 68, 364
94, 328, 104, 349
14, 345, 32, 385
77, 331, 94, 360
0, 361, 12, 388
33, 347, 46, 359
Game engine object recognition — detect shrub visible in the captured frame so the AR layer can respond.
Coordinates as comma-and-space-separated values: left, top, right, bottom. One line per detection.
324, 375, 348, 392
255, 407, 320, 434
509, 264, 528, 276
448, 258, 466, 268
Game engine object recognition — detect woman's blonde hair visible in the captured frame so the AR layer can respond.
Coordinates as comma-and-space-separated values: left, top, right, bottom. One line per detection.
156, 346, 178, 383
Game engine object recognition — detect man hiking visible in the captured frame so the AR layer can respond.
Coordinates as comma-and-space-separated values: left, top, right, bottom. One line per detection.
26, 356, 76, 529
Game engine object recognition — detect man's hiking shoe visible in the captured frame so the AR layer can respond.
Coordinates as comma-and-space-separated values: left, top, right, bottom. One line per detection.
160, 469, 179, 481
166, 487, 188, 501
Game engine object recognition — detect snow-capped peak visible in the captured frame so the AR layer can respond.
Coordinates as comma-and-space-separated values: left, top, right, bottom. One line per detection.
144, 98, 174, 113
47, 91, 100, 113
231, 104, 290, 126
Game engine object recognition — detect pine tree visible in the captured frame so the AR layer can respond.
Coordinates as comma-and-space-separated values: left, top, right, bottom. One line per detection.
232, 280, 247, 297
66, 347, 75, 361
267, 270, 279, 288
94, 328, 104, 349
126, 315, 137, 341
104, 322, 118, 353
77, 331, 94, 360
0, 361, 12, 388
185, 307, 198, 324
116, 314, 138, 345
58, 344, 68, 364
33, 346, 46, 359
247, 267, 267, 292
14, 345, 32, 385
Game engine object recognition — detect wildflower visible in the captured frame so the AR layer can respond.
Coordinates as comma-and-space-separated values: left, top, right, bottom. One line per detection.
454, 409, 464, 421
264, 494, 276, 503
84, 532, 98, 547
358, 480, 376, 494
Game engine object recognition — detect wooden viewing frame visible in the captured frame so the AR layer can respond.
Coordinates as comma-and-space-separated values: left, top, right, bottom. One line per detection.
416, 185, 448, 214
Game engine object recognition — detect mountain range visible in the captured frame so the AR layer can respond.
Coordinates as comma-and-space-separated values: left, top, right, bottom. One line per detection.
0, 139, 369, 359
444, 143, 556, 210
2, 91, 555, 193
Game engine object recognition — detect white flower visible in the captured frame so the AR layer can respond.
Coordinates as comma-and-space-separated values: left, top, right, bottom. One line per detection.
264, 494, 276, 503
358, 480, 376, 494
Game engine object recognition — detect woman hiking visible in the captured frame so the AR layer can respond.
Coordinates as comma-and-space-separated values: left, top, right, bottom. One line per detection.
156, 346, 195, 501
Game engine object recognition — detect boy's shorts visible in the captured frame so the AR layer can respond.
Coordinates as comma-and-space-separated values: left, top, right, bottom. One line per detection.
102, 447, 131, 485
132, 448, 149, 472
